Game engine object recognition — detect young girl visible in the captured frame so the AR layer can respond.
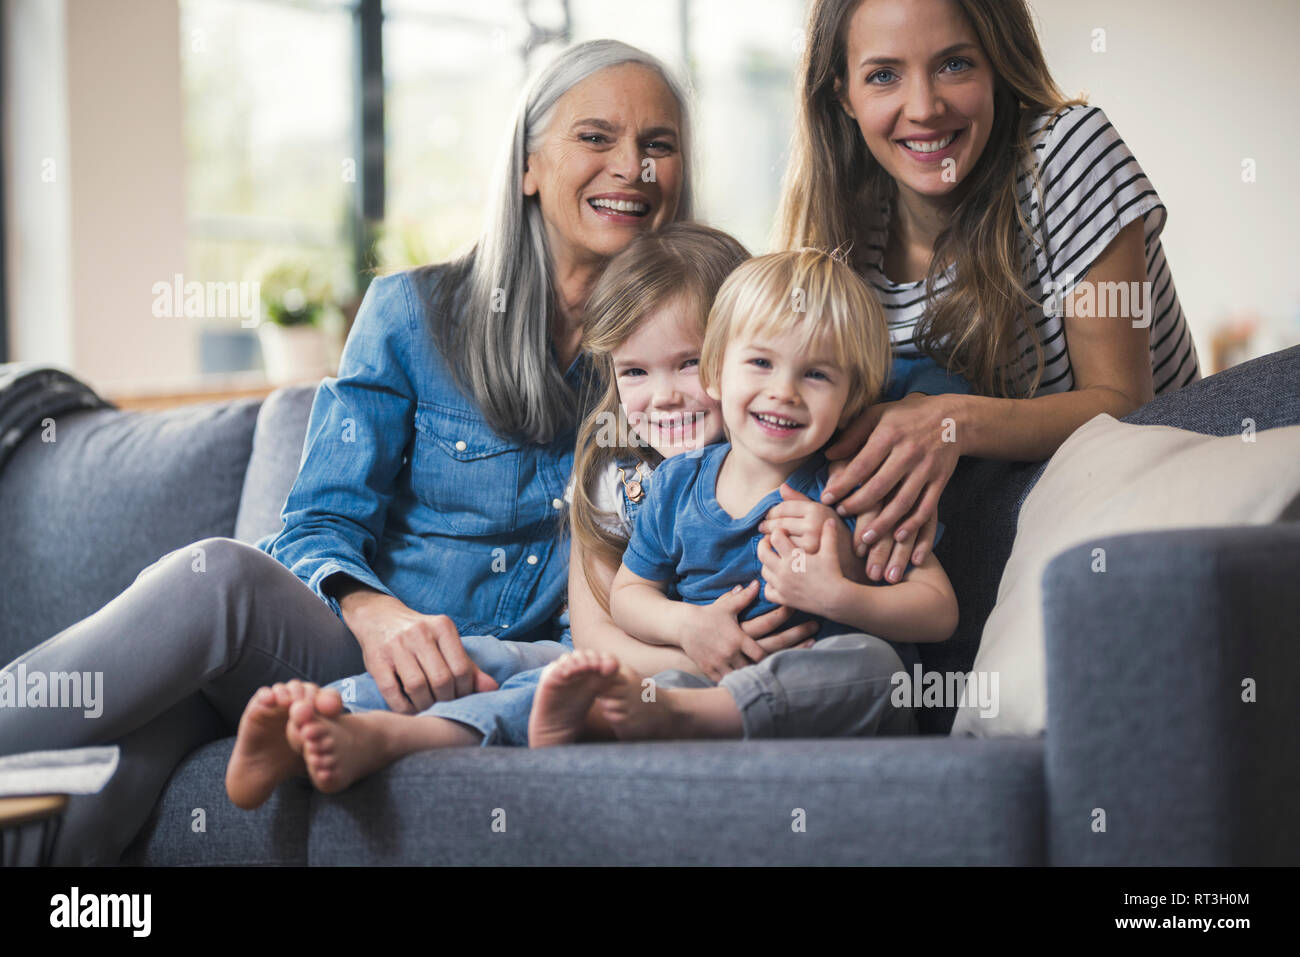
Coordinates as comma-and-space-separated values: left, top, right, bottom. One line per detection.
224, 222, 768, 798
530, 248, 961, 745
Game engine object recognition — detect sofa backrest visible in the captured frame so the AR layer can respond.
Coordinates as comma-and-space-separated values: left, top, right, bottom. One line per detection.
0, 398, 260, 663
7, 345, 1293, 733
233, 384, 318, 545
922, 344, 1300, 733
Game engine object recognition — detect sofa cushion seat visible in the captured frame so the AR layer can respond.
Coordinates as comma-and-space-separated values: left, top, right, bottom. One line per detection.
125, 736, 1045, 866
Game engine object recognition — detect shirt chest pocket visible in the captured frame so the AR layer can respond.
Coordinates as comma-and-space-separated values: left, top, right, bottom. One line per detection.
411, 403, 520, 536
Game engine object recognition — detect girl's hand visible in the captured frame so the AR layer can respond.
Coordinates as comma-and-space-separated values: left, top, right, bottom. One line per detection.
671, 582, 818, 680
820, 393, 961, 581
674, 581, 771, 682
758, 484, 863, 583
741, 603, 821, 656
757, 522, 849, 613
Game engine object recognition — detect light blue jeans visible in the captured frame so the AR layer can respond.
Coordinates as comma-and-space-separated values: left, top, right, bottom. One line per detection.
325, 610, 573, 747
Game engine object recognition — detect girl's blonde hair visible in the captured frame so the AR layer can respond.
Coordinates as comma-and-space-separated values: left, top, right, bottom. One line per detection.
772, 0, 1086, 398
571, 222, 750, 611
700, 248, 892, 430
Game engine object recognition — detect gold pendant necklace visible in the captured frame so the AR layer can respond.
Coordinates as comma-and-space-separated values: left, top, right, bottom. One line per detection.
617, 462, 646, 504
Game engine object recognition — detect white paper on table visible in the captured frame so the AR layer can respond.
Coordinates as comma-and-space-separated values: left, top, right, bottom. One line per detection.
0, 746, 120, 797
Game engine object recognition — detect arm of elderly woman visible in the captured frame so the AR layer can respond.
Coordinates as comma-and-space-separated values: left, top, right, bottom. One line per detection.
265, 274, 496, 715
821, 218, 1155, 582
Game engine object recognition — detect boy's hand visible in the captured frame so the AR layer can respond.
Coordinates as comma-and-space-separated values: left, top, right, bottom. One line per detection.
674, 581, 785, 682
758, 521, 852, 614
758, 484, 865, 583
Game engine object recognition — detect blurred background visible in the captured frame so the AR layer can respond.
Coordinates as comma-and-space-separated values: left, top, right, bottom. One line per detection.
3, 0, 1297, 408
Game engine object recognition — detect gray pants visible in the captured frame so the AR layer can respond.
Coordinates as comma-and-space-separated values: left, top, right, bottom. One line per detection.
0, 537, 365, 865
653, 633, 917, 738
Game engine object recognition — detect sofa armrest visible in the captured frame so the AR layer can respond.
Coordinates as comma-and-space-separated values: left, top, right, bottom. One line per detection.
1041, 523, 1300, 865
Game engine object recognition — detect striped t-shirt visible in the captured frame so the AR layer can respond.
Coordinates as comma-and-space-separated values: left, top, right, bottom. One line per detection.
862, 104, 1201, 397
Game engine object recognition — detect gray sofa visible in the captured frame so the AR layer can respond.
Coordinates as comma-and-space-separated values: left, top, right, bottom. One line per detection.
2, 347, 1297, 865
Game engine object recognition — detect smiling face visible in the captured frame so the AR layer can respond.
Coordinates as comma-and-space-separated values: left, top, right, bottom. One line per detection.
611, 298, 723, 458
707, 326, 852, 469
836, 0, 995, 207
522, 62, 684, 269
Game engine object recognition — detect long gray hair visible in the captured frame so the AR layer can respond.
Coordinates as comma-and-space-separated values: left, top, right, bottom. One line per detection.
429, 39, 695, 444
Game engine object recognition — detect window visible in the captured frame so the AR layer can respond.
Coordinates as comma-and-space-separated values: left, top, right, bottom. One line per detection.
180, 0, 357, 375
178, 0, 806, 375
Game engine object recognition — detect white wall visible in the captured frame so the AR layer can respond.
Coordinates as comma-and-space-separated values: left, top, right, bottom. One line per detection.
3, 0, 73, 369
1030, 0, 1300, 360
4, 0, 193, 390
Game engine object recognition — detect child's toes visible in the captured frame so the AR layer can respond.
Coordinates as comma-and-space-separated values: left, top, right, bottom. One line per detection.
316, 687, 345, 717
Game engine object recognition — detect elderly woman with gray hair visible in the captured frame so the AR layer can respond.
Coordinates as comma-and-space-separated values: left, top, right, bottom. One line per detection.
0, 40, 694, 865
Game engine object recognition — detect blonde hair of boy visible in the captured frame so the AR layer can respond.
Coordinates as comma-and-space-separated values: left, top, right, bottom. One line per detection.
699, 248, 892, 430
569, 222, 750, 612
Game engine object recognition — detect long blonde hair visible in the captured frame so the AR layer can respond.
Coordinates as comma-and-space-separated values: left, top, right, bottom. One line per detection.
570, 223, 749, 611
773, 0, 1085, 398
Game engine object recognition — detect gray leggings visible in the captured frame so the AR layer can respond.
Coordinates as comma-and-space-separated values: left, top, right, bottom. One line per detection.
0, 537, 365, 864
653, 633, 917, 738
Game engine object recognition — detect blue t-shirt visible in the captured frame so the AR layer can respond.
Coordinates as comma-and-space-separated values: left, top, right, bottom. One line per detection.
621, 442, 945, 667
884, 355, 972, 402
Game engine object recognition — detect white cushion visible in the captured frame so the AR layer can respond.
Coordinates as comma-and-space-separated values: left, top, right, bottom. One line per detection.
951, 414, 1300, 737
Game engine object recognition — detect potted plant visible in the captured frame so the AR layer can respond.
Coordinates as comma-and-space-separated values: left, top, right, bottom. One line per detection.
253, 256, 339, 385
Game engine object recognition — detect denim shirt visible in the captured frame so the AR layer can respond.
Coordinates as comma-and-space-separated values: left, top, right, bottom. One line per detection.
257, 265, 590, 644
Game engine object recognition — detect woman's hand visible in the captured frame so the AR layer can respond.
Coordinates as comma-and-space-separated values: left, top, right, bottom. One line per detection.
673, 581, 816, 682
337, 586, 499, 713
819, 393, 962, 582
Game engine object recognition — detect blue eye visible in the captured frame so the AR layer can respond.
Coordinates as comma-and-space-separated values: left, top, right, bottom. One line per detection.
805, 369, 830, 382
748, 357, 772, 369
942, 57, 973, 73
619, 367, 646, 378
682, 358, 700, 369
866, 68, 896, 85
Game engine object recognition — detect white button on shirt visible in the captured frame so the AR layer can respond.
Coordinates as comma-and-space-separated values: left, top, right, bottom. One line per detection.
455, 440, 467, 451
526, 554, 539, 565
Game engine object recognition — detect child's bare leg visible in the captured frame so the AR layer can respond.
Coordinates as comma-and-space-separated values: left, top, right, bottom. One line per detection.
225, 679, 315, 810
529, 649, 621, 747
289, 686, 481, 794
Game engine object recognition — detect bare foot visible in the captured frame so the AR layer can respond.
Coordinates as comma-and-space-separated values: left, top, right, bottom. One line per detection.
225, 680, 313, 810
289, 687, 404, 795
596, 661, 683, 741
528, 650, 620, 747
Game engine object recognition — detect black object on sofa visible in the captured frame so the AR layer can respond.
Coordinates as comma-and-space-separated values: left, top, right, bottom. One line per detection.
1, 347, 1297, 865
